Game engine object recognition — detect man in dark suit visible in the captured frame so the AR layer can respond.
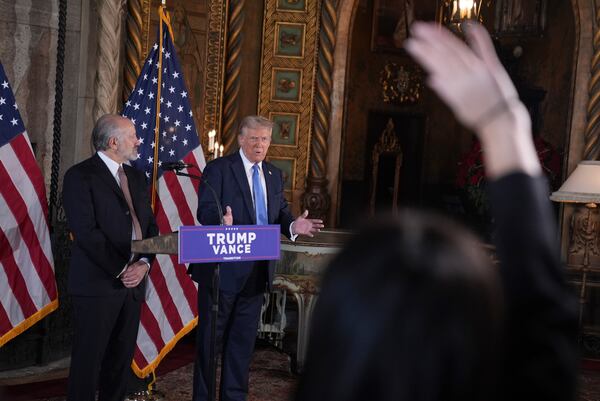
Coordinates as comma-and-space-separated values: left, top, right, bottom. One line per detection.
190, 115, 323, 401
62, 114, 158, 401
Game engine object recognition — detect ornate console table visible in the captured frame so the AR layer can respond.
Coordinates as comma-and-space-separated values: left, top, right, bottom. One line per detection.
260, 230, 351, 372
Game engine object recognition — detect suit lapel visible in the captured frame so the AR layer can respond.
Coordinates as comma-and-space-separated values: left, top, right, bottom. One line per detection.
230, 153, 256, 224
91, 153, 126, 203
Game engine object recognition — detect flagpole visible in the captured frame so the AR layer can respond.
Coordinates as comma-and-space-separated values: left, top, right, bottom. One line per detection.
151, 3, 171, 210
120, 0, 209, 392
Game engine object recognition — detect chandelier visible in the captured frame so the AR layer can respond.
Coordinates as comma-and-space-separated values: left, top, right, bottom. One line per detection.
436, 0, 491, 33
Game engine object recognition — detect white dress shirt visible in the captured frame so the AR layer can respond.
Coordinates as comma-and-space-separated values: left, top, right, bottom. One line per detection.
239, 149, 268, 210
97, 150, 122, 185
97, 151, 150, 275
238, 149, 297, 240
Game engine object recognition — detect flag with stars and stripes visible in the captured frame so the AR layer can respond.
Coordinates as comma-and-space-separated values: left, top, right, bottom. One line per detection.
0, 61, 58, 347
121, 16, 205, 377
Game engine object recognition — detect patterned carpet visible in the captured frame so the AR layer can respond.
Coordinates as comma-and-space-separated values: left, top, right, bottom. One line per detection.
151, 351, 600, 401
147, 346, 296, 401
2, 341, 599, 401
0, 343, 297, 401
579, 370, 600, 401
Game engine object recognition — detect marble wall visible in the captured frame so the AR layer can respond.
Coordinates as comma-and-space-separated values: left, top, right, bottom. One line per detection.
0, 0, 99, 195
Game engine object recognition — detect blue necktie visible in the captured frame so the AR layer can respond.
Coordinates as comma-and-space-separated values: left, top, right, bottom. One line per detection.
252, 164, 268, 225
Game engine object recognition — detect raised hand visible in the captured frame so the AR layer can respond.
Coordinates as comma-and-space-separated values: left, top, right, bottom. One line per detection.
404, 22, 540, 178
405, 22, 520, 131
223, 205, 233, 226
292, 210, 324, 238
405, 22, 522, 131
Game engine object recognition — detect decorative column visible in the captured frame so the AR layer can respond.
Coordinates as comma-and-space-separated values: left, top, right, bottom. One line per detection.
301, 0, 338, 222
222, 0, 245, 154
122, 0, 144, 103
93, 0, 126, 121
584, 2, 600, 159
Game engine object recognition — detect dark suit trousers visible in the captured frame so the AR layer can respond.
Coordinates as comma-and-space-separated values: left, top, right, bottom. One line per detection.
67, 290, 141, 401
192, 280, 265, 401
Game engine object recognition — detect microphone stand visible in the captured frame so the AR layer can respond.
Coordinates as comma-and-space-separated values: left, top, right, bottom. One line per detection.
170, 168, 222, 401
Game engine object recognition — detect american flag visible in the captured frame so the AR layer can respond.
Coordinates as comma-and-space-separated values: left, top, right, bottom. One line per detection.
122, 18, 204, 376
0, 61, 58, 347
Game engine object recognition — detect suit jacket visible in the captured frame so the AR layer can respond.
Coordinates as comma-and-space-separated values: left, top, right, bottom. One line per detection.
489, 174, 577, 401
188, 151, 294, 292
62, 153, 158, 299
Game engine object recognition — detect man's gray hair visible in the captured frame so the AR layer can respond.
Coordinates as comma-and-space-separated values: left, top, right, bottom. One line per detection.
238, 115, 274, 136
92, 114, 128, 151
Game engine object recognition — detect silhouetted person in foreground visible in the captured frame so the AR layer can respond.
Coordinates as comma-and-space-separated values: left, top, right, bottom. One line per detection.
295, 22, 578, 401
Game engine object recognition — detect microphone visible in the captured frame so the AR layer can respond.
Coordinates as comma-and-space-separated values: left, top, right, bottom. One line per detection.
162, 161, 195, 171
200, 177, 224, 226
162, 163, 224, 226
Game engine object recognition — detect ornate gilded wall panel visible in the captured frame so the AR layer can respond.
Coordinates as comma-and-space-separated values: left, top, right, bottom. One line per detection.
124, 0, 228, 155
258, 0, 321, 207
584, 1, 600, 159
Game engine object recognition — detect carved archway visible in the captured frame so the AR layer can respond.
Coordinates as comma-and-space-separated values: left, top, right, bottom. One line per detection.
325, 0, 359, 225
325, 0, 592, 230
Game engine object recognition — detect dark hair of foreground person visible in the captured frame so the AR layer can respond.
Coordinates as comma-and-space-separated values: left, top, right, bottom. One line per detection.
295, 211, 503, 401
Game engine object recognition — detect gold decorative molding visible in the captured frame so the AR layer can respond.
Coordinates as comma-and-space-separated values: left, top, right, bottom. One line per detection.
258, 0, 321, 212
379, 62, 421, 104
94, 0, 126, 121
372, 118, 402, 156
222, 0, 245, 154
584, 2, 600, 159
369, 118, 403, 216
301, 0, 338, 221
203, 0, 228, 140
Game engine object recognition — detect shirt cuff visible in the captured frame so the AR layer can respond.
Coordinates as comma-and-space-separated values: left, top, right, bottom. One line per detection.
289, 222, 298, 242
117, 258, 151, 278
140, 257, 151, 275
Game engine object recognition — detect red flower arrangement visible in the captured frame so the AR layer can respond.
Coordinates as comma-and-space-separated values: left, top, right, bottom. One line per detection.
456, 136, 561, 217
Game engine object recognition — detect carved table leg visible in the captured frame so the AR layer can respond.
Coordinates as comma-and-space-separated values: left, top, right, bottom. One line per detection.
293, 292, 318, 373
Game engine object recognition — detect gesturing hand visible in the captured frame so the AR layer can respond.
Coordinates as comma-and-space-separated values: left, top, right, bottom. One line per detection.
223, 206, 233, 226
292, 210, 324, 238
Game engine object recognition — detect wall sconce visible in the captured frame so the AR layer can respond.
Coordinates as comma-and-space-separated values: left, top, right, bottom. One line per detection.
550, 161, 600, 341
436, 0, 491, 33
206, 129, 223, 160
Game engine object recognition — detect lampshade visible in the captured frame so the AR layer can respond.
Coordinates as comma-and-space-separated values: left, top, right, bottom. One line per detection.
550, 161, 600, 204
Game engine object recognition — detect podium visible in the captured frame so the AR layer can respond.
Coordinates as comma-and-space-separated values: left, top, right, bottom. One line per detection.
131, 233, 178, 254
131, 225, 280, 401
133, 225, 281, 263
133, 229, 349, 374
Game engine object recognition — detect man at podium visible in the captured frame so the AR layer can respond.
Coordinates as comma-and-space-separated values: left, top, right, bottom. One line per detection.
189, 115, 323, 401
